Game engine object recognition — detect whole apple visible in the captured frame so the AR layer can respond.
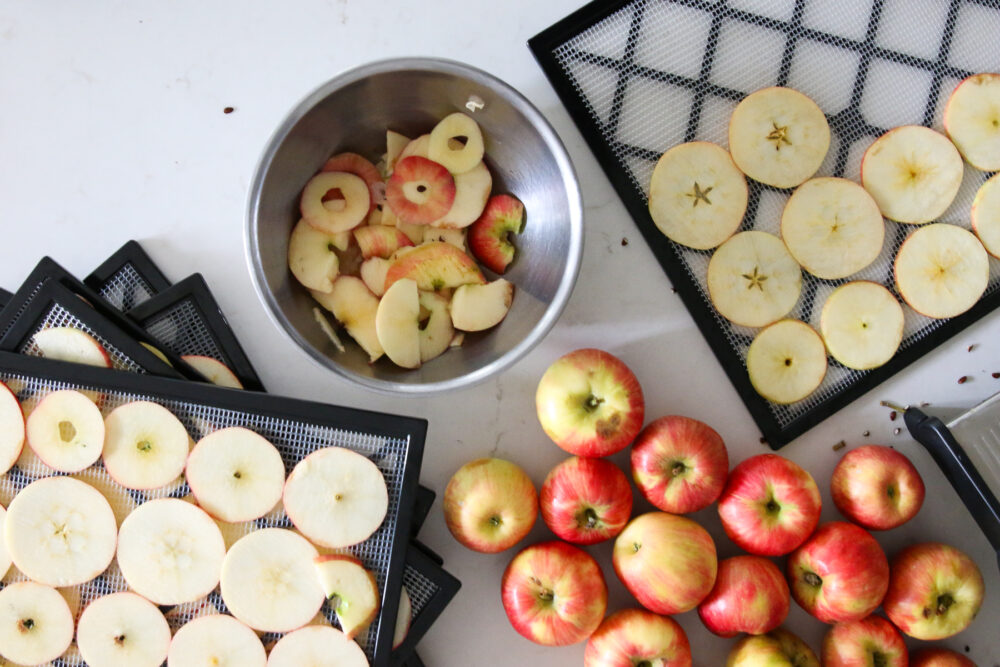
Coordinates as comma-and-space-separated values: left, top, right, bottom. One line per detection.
717, 454, 821, 556
535, 348, 644, 457
787, 521, 889, 624
697, 555, 789, 637
443, 458, 537, 553
540, 456, 632, 545
613, 511, 717, 615
821, 615, 907, 667
501, 540, 608, 646
910, 648, 978, 666
726, 627, 820, 667
584, 608, 691, 667
630, 415, 729, 514
883, 542, 984, 640
831, 444, 925, 530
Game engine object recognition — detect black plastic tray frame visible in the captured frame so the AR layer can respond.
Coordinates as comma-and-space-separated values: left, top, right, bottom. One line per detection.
0, 288, 10, 309
391, 543, 462, 666
84, 240, 172, 309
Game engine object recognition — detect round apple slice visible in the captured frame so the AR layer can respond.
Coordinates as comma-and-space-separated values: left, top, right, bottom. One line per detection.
76, 592, 171, 667
0, 381, 25, 475
0, 582, 74, 666
102, 400, 189, 490
266, 626, 368, 667
301, 171, 370, 234
375, 278, 421, 369
288, 218, 341, 293
861, 125, 964, 224
314, 555, 380, 640
821, 282, 904, 370
26, 388, 104, 472
283, 446, 388, 549
706, 231, 802, 328
648, 141, 748, 250
972, 172, 1000, 257
386, 156, 457, 225
4, 476, 117, 587
894, 223, 989, 319
116, 498, 225, 605
746, 319, 827, 404
729, 87, 830, 188
182, 355, 243, 389
32, 327, 112, 368
780, 177, 885, 279
186, 426, 286, 523
429, 112, 486, 174
220, 528, 325, 633
166, 614, 267, 667
944, 73, 1000, 171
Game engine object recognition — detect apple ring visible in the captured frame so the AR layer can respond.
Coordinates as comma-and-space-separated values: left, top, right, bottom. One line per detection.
429, 112, 485, 174
300, 171, 369, 234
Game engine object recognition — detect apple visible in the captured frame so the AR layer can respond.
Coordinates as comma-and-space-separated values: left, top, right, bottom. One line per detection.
697, 555, 789, 637
746, 319, 827, 404
726, 627, 820, 667
417, 290, 454, 364
444, 457, 538, 553
910, 648, 978, 666
311, 276, 383, 363
584, 608, 691, 667
386, 130, 410, 174
469, 194, 525, 273
943, 72, 1000, 171
535, 348, 645, 458
613, 511, 717, 614
450, 279, 514, 331
32, 326, 112, 368
717, 453, 821, 556
971, 172, 1000, 258
831, 444, 925, 530
630, 415, 728, 514
300, 170, 370, 234
0, 581, 74, 665
883, 542, 984, 640
383, 241, 485, 292
428, 112, 485, 174
894, 223, 989, 319
180, 355, 243, 389
501, 540, 607, 646
166, 614, 267, 667
821, 615, 907, 667
386, 156, 457, 224
539, 456, 632, 545
375, 278, 422, 368
102, 399, 191, 490
819, 281, 904, 371
423, 226, 468, 251
359, 256, 391, 296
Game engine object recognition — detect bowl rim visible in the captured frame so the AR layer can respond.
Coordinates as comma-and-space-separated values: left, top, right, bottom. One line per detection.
245, 56, 583, 395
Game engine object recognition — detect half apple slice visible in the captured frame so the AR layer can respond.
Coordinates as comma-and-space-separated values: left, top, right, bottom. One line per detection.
820, 281, 904, 370
314, 555, 381, 639
746, 319, 827, 404
375, 278, 421, 369
971, 172, 1000, 258
707, 231, 802, 328
0, 381, 25, 475
181, 355, 243, 389
166, 614, 267, 667
943, 73, 1000, 171
32, 327, 112, 368
894, 223, 989, 319
450, 279, 514, 332
266, 626, 368, 667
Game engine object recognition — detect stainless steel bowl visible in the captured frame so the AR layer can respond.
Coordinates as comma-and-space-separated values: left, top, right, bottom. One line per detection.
246, 58, 583, 394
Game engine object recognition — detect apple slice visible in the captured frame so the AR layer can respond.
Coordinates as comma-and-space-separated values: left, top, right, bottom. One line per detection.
860, 125, 964, 224
266, 625, 368, 667
360, 257, 391, 297
729, 87, 830, 188
186, 426, 286, 523
321, 152, 382, 211
399, 134, 430, 160
220, 528, 325, 633
386, 156, 456, 225
386, 130, 410, 174
419, 290, 454, 364
384, 241, 485, 292
780, 177, 885, 279
0, 382, 25, 475
648, 141, 748, 250
394, 586, 412, 649
746, 319, 827, 404
430, 161, 492, 229
706, 231, 802, 328
283, 446, 388, 549
180, 354, 243, 389
166, 614, 266, 667
313, 307, 347, 353
971, 172, 1000, 257
288, 219, 341, 293
76, 592, 171, 667
0, 504, 10, 580
0, 582, 74, 666
4, 476, 117, 587
354, 225, 414, 260
26, 388, 104, 472
312, 276, 384, 363
450, 279, 514, 332
820, 281, 904, 370
32, 327, 112, 367
469, 194, 525, 273
140, 342, 172, 366
894, 223, 989, 318
429, 112, 486, 174
102, 400, 190, 490
424, 227, 468, 253
943, 73, 1000, 171
395, 219, 425, 244
375, 278, 421, 369
301, 171, 370, 234
313, 555, 381, 639
116, 498, 226, 605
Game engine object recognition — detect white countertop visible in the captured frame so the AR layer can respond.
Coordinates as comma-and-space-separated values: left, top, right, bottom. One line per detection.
1, 1, 998, 664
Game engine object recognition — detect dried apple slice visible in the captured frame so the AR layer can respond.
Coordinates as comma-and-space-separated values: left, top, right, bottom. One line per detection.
430, 162, 492, 229
429, 112, 486, 174
301, 172, 370, 234
76, 592, 171, 667
32, 327, 112, 368
266, 626, 368, 667
972, 172, 1000, 258
450, 279, 514, 332
0, 582, 74, 666
102, 400, 189, 490
181, 355, 243, 389
313, 555, 380, 639
375, 278, 421, 369
820, 281, 904, 370
419, 291, 454, 364
25, 388, 104, 472
311, 277, 384, 363
0, 382, 25, 475
288, 219, 341, 293
894, 223, 989, 318
166, 614, 266, 667
386, 157, 456, 225
746, 319, 827, 404
943, 73, 1000, 171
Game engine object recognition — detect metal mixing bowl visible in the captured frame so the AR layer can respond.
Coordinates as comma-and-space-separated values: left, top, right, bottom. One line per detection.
246, 58, 583, 394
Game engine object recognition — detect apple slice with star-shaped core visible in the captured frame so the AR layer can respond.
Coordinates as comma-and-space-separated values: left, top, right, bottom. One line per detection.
32, 327, 112, 368
76, 592, 171, 667
0, 582, 74, 666
102, 400, 190, 490
311, 276, 383, 363
288, 218, 341, 293
266, 626, 368, 667
746, 319, 827, 404
971, 172, 1000, 257
943, 73, 1000, 171
313, 555, 380, 639
374, 278, 421, 369
707, 231, 802, 328
301, 171, 370, 234
166, 614, 266, 667
820, 281, 903, 370
0, 381, 25, 475
894, 223, 989, 319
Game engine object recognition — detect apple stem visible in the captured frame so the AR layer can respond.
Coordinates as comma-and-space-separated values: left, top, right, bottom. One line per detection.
803, 572, 822, 588
490, 515, 502, 528
583, 395, 604, 412
671, 462, 686, 477
935, 594, 954, 615
872, 653, 887, 667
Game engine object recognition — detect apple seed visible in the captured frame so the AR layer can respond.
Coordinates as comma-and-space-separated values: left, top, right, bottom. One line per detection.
17, 618, 34, 633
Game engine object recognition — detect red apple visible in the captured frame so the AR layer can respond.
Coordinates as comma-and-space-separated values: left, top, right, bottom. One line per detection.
726, 628, 820, 667
717, 454, 821, 556
613, 512, 717, 615
910, 648, 978, 666
535, 348, 644, 457
821, 615, 907, 667
501, 540, 607, 646
787, 521, 889, 624
584, 608, 691, 667
630, 415, 728, 514
883, 542, 984, 640
443, 458, 538, 553
539, 457, 632, 545
831, 444, 925, 530
697, 555, 789, 637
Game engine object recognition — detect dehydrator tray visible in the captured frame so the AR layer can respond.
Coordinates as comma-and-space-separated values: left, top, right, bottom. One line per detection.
393, 544, 461, 666
85, 240, 172, 311
0, 288, 11, 309
530, 0, 1000, 447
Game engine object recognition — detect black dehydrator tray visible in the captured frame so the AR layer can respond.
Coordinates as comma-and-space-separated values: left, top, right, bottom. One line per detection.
85, 240, 172, 311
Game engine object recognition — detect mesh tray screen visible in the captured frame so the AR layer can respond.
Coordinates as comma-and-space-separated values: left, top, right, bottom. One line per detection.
144, 299, 228, 362
19, 303, 147, 374
95, 263, 157, 312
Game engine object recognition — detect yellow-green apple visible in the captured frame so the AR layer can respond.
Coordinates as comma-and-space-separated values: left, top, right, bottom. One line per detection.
910, 648, 978, 666
450, 279, 514, 332
630, 415, 729, 514
428, 112, 485, 174
717, 453, 821, 556
943, 73, 1000, 171
443, 458, 538, 553
535, 348, 645, 458
697, 555, 789, 637
613, 512, 717, 614
830, 444, 925, 530
353, 225, 414, 260
501, 540, 607, 646
726, 627, 820, 667
584, 608, 691, 667
469, 194, 525, 274
821, 615, 907, 667
0, 381, 25, 475
786, 521, 889, 624
386, 156, 457, 224
383, 241, 485, 292
883, 542, 984, 640
539, 456, 632, 545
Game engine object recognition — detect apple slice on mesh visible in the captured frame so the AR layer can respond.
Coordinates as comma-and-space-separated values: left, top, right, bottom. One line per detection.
429, 112, 486, 174
383, 241, 485, 292
469, 194, 525, 274
266, 626, 368, 667
419, 291, 454, 364
312, 276, 384, 363
894, 223, 989, 319
0, 582, 74, 666
186, 426, 286, 523
944, 73, 1000, 171
288, 218, 341, 293
166, 614, 267, 667
102, 400, 189, 490
76, 592, 171, 667
860, 125, 964, 224
706, 231, 802, 328
780, 177, 885, 279
430, 162, 492, 229
0, 381, 25, 475
32, 327, 112, 368
729, 87, 830, 189
283, 446, 388, 549
394, 586, 412, 649
301, 172, 371, 234
375, 278, 422, 369
821, 281, 904, 370
450, 279, 514, 332
746, 319, 827, 404
314, 555, 381, 639
972, 172, 1000, 258
116, 498, 225, 605
386, 157, 457, 225
25, 388, 104, 472
648, 141, 748, 250
181, 355, 243, 389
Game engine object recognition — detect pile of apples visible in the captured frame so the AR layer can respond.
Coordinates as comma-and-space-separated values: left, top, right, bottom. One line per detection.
443, 348, 986, 666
